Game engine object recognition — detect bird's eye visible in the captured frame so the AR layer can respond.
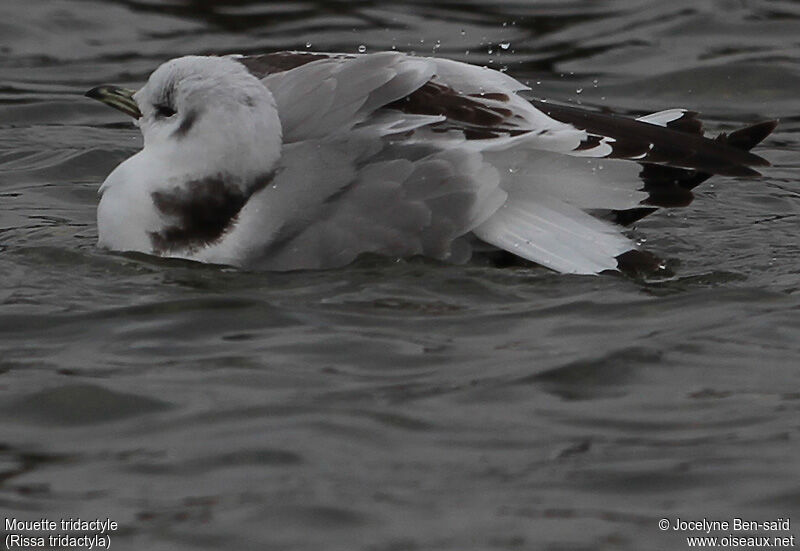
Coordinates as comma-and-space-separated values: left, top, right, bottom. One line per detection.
155, 104, 176, 118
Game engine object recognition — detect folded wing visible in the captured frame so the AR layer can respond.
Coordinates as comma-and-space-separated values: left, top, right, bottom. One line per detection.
234, 52, 776, 274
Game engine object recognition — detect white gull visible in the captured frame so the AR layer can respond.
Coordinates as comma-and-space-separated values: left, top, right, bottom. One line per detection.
86, 52, 776, 274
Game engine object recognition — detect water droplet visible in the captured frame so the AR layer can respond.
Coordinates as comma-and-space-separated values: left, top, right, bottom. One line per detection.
592, 79, 599, 87
460, 29, 466, 36
305, 42, 312, 49
576, 88, 583, 94
487, 48, 494, 54
499, 42, 510, 50
535, 80, 541, 85
357, 44, 367, 53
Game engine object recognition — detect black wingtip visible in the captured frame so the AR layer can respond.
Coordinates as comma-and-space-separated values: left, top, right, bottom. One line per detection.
533, 99, 774, 173
666, 110, 704, 135
712, 120, 778, 174
717, 120, 778, 156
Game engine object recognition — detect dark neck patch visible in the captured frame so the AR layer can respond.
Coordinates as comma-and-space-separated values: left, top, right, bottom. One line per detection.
149, 173, 271, 254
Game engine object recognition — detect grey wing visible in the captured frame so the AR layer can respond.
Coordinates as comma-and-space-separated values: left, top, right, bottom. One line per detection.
226, 132, 506, 271
238, 52, 774, 173
238, 51, 442, 142
230, 52, 776, 274
217, 52, 507, 270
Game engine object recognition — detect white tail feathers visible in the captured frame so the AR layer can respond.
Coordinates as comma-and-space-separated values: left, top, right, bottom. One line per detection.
473, 195, 634, 274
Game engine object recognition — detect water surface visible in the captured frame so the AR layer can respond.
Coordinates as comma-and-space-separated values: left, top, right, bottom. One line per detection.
1, 1, 799, 550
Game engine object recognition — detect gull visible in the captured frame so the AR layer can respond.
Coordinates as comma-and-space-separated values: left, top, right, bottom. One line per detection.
86, 52, 776, 274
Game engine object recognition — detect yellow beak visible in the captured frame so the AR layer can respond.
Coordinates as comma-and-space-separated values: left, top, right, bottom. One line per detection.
85, 85, 142, 119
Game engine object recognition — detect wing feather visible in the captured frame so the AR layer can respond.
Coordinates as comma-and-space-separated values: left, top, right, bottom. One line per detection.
530, 99, 771, 176
257, 52, 441, 142
229, 51, 776, 274
473, 197, 635, 274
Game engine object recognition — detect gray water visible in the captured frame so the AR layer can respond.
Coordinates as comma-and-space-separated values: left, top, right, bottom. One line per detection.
1, 1, 799, 550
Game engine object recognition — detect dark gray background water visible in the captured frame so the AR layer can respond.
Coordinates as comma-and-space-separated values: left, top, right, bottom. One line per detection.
1, 1, 799, 549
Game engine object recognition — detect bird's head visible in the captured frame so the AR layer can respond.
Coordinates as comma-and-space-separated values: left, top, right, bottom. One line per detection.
86, 55, 282, 183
